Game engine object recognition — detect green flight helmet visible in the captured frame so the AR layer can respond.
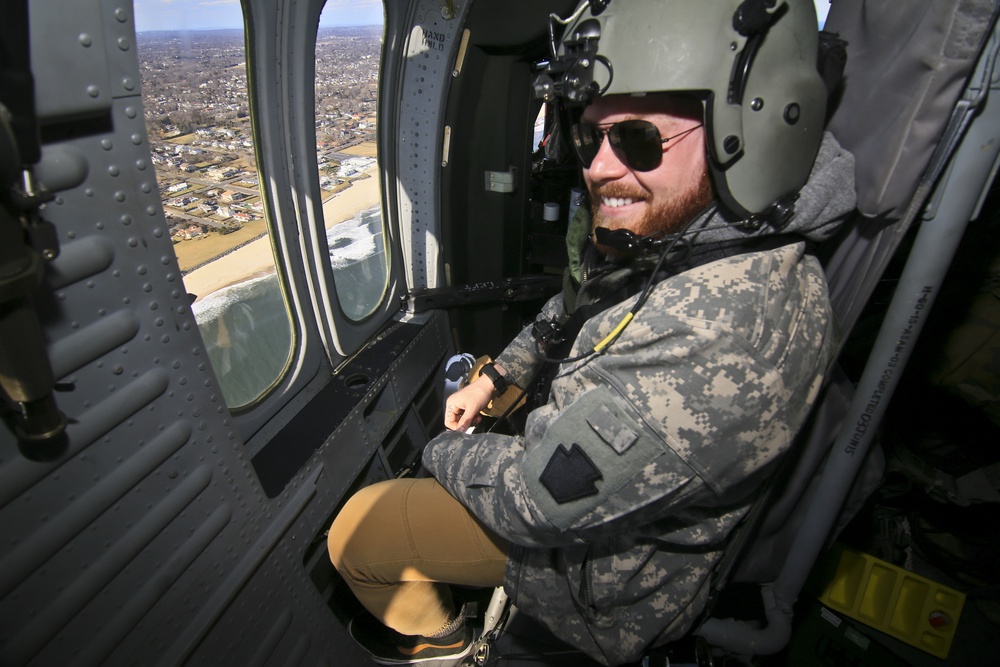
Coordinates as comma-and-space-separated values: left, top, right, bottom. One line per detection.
535, 0, 827, 222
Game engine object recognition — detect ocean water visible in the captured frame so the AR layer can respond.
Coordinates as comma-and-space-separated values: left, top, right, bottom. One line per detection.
191, 205, 386, 407
325, 207, 388, 320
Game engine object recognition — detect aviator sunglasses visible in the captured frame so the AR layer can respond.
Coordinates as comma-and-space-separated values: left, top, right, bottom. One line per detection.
570, 119, 703, 172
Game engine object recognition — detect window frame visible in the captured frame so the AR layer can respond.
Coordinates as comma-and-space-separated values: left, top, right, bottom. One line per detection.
280, 0, 405, 362
233, 0, 409, 441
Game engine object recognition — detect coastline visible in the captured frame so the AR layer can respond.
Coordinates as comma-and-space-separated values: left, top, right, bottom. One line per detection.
182, 167, 381, 302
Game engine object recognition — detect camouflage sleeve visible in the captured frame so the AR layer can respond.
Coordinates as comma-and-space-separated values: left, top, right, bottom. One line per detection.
493, 292, 566, 388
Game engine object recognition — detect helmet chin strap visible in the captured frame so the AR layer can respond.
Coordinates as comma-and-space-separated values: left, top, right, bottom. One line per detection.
590, 202, 717, 258
592, 227, 662, 255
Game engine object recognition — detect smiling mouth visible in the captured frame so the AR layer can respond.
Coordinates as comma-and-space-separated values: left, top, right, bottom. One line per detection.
601, 196, 642, 208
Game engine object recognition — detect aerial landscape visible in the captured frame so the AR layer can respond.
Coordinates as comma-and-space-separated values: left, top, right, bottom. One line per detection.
135, 22, 386, 404
136, 25, 383, 299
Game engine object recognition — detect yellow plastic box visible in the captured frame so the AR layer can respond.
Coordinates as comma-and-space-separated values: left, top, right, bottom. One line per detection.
818, 545, 965, 659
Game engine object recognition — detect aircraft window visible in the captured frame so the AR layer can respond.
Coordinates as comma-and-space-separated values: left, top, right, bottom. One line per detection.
315, 1, 389, 321
134, 1, 294, 409
533, 104, 547, 153
814, 0, 830, 28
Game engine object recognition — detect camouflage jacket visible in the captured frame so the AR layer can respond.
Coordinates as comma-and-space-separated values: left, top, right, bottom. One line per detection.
423, 135, 855, 664
423, 244, 837, 664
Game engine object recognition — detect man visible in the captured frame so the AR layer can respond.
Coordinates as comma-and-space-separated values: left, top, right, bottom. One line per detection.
329, 1, 856, 664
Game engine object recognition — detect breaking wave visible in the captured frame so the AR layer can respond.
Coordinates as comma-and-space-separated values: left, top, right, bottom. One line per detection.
326, 205, 382, 269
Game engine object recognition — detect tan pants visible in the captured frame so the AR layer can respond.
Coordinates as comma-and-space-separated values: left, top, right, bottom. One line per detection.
328, 477, 509, 636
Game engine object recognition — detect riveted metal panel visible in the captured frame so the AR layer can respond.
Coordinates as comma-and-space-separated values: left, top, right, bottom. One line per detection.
396, 0, 473, 290
29, 0, 114, 121
2, 1, 268, 664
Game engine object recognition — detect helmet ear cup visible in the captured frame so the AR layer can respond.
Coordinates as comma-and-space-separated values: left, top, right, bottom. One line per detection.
719, 5, 827, 217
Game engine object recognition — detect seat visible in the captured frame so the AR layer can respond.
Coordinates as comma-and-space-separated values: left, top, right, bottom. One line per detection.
695, 0, 1000, 655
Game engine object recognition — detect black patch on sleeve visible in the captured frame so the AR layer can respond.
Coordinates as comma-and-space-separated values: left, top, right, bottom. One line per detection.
539, 443, 603, 504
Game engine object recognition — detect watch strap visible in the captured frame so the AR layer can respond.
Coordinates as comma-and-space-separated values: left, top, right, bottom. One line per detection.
480, 363, 510, 397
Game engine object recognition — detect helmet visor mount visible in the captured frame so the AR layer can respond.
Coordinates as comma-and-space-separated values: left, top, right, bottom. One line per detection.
570, 120, 703, 172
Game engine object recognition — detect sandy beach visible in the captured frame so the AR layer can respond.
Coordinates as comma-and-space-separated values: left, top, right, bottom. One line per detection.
182, 167, 381, 302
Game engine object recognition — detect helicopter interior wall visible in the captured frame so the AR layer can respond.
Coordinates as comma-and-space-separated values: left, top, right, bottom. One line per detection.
438, 1, 580, 357
463, 0, 576, 52
440, 54, 538, 354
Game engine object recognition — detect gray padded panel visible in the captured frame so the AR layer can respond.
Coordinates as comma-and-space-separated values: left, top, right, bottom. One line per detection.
826, 0, 997, 219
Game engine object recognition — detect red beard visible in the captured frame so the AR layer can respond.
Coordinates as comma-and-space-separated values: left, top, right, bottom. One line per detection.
591, 174, 713, 257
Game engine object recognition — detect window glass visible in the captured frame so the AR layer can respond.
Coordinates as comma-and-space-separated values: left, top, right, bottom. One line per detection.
315, 1, 388, 321
814, 0, 830, 28
134, 1, 293, 408
533, 104, 547, 152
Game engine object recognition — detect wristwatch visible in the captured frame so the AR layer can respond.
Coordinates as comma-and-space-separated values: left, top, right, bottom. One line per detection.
479, 363, 510, 398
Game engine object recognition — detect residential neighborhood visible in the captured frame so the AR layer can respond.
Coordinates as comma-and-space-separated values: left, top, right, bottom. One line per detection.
136, 26, 381, 259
